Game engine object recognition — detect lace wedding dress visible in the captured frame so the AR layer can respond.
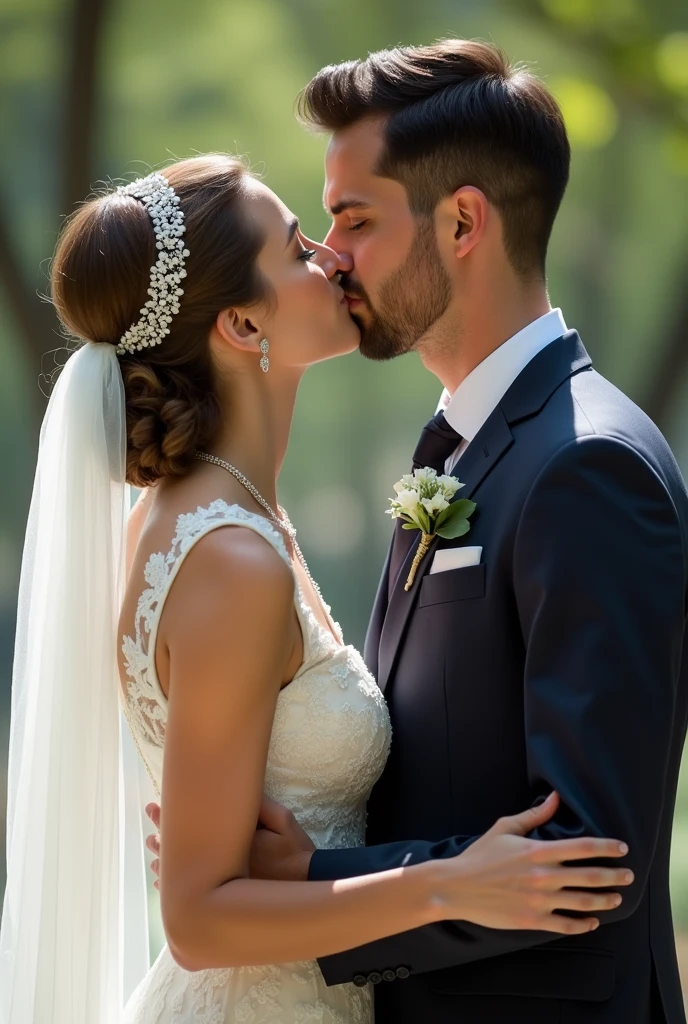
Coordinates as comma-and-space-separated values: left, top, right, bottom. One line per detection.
119, 500, 392, 1024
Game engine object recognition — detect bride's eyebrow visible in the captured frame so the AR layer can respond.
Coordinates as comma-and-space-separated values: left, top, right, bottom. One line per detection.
325, 198, 371, 216
285, 217, 300, 247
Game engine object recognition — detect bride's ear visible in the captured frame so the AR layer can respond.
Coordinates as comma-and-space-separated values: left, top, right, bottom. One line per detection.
214, 306, 263, 355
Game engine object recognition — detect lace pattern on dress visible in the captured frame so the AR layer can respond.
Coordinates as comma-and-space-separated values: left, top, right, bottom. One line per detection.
121, 500, 294, 756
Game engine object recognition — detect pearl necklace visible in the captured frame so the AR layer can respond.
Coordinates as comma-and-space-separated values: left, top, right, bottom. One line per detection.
193, 450, 324, 602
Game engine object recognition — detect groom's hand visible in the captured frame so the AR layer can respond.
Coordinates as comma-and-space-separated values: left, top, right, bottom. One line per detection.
250, 795, 316, 882
145, 797, 315, 888
145, 802, 161, 891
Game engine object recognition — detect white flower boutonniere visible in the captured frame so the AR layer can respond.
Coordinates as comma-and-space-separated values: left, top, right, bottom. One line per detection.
387, 467, 476, 591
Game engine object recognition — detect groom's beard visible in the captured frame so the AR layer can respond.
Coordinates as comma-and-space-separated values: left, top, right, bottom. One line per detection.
344, 218, 452, 362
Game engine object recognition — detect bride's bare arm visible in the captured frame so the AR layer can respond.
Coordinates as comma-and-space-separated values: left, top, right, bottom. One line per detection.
156, 527, 631, 973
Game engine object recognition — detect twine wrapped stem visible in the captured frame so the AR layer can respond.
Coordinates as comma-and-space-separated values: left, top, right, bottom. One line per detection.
405, 532, 434, 591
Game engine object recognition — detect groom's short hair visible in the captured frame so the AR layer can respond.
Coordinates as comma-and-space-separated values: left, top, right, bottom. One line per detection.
299, 40, 570, 279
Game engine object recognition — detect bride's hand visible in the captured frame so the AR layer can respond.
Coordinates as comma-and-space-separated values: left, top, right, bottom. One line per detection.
430, 792, 633, 934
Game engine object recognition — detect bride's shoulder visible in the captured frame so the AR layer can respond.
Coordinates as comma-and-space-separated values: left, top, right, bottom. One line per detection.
123, 494, 293, 638
156, 517, 297, 686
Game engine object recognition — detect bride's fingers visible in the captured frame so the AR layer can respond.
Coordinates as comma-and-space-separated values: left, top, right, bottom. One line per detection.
548, 866, 634, 891
546, 889, 622, 913
493, 792, 559, 836
530, 837, 629, 864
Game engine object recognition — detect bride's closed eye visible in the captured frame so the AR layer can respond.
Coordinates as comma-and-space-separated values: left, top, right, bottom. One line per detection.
297, 248, 317, 262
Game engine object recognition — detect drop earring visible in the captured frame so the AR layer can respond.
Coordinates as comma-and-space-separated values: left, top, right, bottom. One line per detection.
259, 338, 270, 373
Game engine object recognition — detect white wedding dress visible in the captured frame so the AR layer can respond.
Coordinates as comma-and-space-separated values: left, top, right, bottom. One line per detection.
119, 499, 392, 1024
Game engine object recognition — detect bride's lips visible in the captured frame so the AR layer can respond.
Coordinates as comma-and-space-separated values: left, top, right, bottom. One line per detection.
344, 295, 363, 309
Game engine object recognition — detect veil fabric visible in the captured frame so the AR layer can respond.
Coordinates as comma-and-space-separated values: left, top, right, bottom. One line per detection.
0, 342, 150, 1023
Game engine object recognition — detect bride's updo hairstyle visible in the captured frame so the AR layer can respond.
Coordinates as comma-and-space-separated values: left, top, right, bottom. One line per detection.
51, 155, 272, 487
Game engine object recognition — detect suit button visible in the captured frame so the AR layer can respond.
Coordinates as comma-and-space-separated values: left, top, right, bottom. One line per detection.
382, 969, 396, 982
368, 972, 382, 985
353, 974, 368, 987
395, 966, 411, 979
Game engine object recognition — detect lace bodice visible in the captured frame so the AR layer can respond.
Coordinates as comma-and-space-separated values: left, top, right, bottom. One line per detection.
120, 498, 392, 854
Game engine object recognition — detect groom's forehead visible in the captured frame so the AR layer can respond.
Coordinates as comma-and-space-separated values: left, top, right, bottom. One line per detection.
323, 120, 386, 208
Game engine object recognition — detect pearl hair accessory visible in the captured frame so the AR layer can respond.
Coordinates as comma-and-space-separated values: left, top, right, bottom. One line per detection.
115, 172, 189, 356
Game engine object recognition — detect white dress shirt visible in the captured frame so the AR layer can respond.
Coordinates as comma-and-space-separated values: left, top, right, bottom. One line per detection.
437, 308, 568, 473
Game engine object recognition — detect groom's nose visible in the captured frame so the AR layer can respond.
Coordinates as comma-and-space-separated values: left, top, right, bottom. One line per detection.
333, 249, 353, 274
322, 226, 353, 272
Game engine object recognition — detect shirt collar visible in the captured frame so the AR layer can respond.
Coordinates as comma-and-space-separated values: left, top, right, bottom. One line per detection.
438, 308, 568, 442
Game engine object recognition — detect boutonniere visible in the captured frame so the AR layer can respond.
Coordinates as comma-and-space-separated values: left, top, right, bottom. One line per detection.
387, 467, 476, 591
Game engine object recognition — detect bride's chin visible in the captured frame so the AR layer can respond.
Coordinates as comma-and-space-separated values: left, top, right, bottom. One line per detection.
322, 325, 362, 361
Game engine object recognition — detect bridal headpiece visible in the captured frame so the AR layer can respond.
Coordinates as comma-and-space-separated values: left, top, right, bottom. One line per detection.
115, 172, 189, 355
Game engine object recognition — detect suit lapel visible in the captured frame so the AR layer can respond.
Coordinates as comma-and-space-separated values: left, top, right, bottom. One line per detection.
364, 541, 391, 679
377, 405, 513, 693
375, 331, 592, 696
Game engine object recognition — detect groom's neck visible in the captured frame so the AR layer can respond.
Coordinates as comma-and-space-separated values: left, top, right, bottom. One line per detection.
419, 276, 552, 396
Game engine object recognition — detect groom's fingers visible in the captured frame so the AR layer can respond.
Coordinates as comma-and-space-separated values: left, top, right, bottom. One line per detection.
146, 833, 160, 856
145, 802, 161, 828
257, 794, 295, 834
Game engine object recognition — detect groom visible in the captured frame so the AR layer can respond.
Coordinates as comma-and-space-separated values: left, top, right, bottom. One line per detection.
150, 40, 688, 1022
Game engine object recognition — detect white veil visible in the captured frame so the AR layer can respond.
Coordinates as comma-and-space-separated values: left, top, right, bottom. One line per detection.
0, 342, 150, 1023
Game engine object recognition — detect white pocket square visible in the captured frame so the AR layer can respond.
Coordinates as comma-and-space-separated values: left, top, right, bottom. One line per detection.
429, 546, 482, 575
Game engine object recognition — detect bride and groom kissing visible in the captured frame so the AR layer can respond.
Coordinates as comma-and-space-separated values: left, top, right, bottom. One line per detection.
1, 36, 687, 1024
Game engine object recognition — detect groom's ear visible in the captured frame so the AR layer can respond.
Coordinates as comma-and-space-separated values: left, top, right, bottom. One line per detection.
448, 185, 488, 260
214, 306, 263, 355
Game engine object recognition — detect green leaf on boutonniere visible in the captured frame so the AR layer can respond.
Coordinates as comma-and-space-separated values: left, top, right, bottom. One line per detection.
436, 517, 472, 540
416, 506, 432, 534
434, 498, 477, 540
434, 498, 476, 531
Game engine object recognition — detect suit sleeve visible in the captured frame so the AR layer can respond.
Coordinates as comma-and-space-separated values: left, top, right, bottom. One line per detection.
311, 435, 686, 985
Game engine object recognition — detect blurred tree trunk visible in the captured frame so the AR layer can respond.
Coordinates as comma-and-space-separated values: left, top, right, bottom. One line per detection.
63, 0, 108, 212
0, 0, 109, 422
645, 259, 688, 430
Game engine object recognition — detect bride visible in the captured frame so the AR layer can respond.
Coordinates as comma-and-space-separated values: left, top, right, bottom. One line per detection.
0, 154, 632, 1024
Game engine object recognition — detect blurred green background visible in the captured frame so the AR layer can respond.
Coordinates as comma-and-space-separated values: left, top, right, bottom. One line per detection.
1, 0, 687, 991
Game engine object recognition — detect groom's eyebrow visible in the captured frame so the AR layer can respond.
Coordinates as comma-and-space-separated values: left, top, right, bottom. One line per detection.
285, 217, 299, 247
326, 198, 370, 216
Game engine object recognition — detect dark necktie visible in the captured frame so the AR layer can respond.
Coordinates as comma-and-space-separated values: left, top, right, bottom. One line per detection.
412, 410, 463, 473
388, 411, 463, 595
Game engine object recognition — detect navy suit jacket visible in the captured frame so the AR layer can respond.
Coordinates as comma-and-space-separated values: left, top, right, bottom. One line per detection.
309, 333, 688, 1024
